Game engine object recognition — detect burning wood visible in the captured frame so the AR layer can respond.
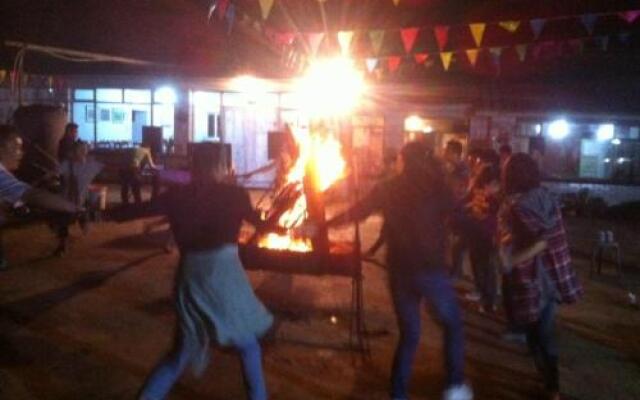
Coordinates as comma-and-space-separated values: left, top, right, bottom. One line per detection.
255, 123, 346, 253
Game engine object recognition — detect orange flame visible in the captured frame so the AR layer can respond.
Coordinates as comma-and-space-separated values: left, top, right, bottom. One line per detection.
258, 126, 346, 252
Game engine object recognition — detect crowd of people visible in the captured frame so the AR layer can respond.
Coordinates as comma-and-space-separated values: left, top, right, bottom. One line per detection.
0, 120, 583, 400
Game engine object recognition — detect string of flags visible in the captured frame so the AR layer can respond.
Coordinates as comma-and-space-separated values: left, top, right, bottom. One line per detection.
261, 7, 639, 75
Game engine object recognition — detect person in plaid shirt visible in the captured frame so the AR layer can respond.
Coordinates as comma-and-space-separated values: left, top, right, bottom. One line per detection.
499, 153, 582, 400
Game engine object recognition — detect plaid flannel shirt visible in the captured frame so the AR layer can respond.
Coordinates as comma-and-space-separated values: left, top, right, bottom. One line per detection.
500, 192, 582, 325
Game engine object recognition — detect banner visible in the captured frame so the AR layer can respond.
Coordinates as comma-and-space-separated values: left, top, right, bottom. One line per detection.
466, 49, 479, 66
337, 31, 354, 55
401, 27, 420, 53
530, 18, 546, 40
259, 0, 275, 20
369, 30, 386, 55
434, 26, 449, 50
440, 52, 453, 70
581, 14, 598, 35
469, 23, 486, 47
499, 20, 521, 33
388, 56, 401, 72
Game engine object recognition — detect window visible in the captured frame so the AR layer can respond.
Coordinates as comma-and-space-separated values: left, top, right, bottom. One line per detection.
96, 88, 122, 103
74, 89, 94, 101
124, 89, 151, 104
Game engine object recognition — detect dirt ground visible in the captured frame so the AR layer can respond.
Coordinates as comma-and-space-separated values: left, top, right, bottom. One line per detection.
1, 189, 639, 400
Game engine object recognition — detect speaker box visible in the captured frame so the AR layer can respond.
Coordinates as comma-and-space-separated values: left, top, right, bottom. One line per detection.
142, 126, 163, 157
188, 142, 232, 171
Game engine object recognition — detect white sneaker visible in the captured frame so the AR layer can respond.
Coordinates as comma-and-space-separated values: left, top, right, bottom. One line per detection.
464, 291, 481, 302
443, 383, 473, 400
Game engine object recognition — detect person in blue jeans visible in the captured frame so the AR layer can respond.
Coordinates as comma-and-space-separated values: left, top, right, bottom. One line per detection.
326, 141, 472, 400
136, 149, 274, 400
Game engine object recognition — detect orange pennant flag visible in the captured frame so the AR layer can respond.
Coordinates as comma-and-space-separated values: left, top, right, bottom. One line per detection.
337, 31, 354, 55
440, 52, 453, 71
466, 49, 479, 66
369, 30, 386, 55
434, 26, 450, 50
400, 27, 420, 53
388, 56, 402, 73
393, 0, 400, 6
414, 53, 429, 64
498, 20, 521, 33
0, 70, 6, 85
469, 23, 486, 47
258, 0, 274, 20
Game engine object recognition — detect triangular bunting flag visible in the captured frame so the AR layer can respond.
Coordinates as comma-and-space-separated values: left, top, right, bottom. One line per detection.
499, 20, 521, 33
530, 18, 546, 40
393, 0, 400, 6
581, 14, 598, 35
0, 70, 6, 85
240, 12, 251, 26
366, 58, 379, 73
414, 53, 429, 64
515, 44, 527, 62
434, 26, 449, 50
489, 47, 503, 61
469, 23, 486, 47
337, 31, 354, 55
388, 56, 402, 73
568, 39, 584, 55
466, 49, 479, 66
619, 32, 631, 43
258, 0, 275, 20
252, 20, 262, 32
596, 36, 609, 51
440, 52, 453, 71
619, 10, 640, 24
225, 3, 236, 34
307, 32, 325, 56
369, 30, 386, 55
400, 27, 420, 53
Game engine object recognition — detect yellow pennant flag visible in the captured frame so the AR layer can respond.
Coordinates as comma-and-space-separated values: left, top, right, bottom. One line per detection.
499, 20, 521, 33
337, 31, 354, 55
466, 49, 479, 66
469, 23, 486, 47
440, 52, 453, 71
259, 0, 275, 20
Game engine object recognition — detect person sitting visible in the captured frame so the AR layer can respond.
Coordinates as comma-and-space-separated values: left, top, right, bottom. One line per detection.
0, 125, 81, 269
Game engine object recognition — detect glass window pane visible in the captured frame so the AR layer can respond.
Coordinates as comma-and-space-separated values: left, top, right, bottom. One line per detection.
72, 102, 95, 142
153, 104, 175, 140
222, 92, 246, 107
96, 88, 122, 103
154, 87, 177, 104
124, 89, 151, 104
74, 89, 94, 101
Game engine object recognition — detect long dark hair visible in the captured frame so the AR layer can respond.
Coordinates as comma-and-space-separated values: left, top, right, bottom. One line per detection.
503, 152, 540, 195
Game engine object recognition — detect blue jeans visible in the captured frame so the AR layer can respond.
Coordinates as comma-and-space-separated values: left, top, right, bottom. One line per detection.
139, 333, 267, 400
389, 269, 465, 399
525, 299, 559, 392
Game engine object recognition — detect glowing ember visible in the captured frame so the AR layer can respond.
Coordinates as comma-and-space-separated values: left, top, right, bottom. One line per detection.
258, 125, 346, 252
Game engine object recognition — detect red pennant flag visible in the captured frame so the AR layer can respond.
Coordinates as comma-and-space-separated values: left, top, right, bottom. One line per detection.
388, 56, 402, 73
434, 26, 449, 50
414, 53, 428, 64
401, 27, 420, 53
620, 10, 640, 24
